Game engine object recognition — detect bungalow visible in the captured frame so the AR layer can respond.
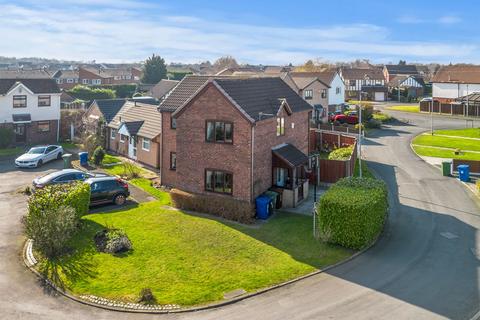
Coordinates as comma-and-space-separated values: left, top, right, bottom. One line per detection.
84, 98, 128, 136
147, 79, 179, 100
339, 68, 387, 101
107, 101, 162, 169
432, 65, 480, 103
0, 78, 61, 145
172, 77, 312, 208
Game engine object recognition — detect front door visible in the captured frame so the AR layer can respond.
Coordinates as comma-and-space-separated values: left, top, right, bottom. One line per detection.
128, 136, 137, 160
274, 167, 287, 187
14, 124, 26, 143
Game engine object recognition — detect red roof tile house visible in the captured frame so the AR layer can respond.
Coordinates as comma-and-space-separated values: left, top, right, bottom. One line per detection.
171, 77, 312, 212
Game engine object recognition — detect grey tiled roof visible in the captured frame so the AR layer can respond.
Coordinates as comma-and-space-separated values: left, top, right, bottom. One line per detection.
272, 144, 308, 167
158, 75, 210, 112
385, 65, 419, 75
0, 79, 60, 94
214, 77, 312, 121
108, 101, 162, 139
92, 99, 127, 123
124, 121, 144, 135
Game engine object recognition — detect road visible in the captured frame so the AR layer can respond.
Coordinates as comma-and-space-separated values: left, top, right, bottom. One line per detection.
1, 109, 480, 320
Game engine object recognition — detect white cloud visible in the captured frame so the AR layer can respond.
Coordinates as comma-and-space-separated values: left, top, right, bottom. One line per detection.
438, 15, 461, 24
0, 3, 475, 64
397, 14, 461, 25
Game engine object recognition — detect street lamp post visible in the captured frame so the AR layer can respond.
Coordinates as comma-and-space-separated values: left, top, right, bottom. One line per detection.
358, 92, 362, 178
430, 99, 434, 135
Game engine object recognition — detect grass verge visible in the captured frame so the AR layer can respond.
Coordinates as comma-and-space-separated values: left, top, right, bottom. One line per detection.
386, 105, 419, 113
130, 178, 170, 205
37, 202, 352, 306
102, 154, 121, 165
412, 145, 480, 161
0, 146, 23, 157
412, 134, 480, 152
354, 159, 375, 178
433, 128, 480, 139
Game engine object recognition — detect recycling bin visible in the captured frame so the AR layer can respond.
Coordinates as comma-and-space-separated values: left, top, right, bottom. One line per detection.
458, 164, 470, 182
62, 153, 72, 169
79, 152, 89, 166
442, 161, 452, 176
255, 195, 272, 220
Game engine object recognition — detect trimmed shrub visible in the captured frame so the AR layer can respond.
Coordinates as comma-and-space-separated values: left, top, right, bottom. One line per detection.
328, 146, 353, 160
23, 206, 78, 258
317, 177, 388, 249
93, 146, 106, 165
28, 182, 91, 220
94, 228, 132, 254
0, 127, 14, 148
170, 188, 255, 224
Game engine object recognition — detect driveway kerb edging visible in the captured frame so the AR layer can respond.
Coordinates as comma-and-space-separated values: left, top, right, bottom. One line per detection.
22, 169, 391, 315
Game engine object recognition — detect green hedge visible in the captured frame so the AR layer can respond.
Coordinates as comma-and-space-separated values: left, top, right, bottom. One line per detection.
317, 177, 388, 249
328, 146, 353, 160
28, 182, 91, 219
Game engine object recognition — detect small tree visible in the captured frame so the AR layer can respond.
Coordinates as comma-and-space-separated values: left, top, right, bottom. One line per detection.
23, 206, 78, 259
93, 146, 106, 165
142, 54, 167, 84
213, 55, 239, 72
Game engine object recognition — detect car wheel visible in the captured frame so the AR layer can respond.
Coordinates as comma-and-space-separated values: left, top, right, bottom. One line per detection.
36, 160, 43, 168
113, 194, 126, 206
57, 152, 63, 160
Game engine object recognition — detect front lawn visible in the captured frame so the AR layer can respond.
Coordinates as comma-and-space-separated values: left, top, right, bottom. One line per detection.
38, 202, 352, 306
412, 145, 480, 161
102, 154, 121, 165
0, 146, 23, 157
412, 134, 480, 152
386, 105, 420, 113
434, 128, 480, 139
130, 178, 170, 205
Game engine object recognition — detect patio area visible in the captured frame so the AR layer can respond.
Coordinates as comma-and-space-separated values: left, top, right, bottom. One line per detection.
279, 186, 327, 215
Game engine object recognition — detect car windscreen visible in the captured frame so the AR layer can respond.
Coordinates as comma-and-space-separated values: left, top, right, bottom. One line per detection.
28, 147, 46, 154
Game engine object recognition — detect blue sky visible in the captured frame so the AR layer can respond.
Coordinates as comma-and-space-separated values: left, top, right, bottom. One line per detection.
0, 0, 478, 65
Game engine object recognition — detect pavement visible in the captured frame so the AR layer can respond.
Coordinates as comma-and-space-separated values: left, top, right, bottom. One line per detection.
1, 108, 480, 319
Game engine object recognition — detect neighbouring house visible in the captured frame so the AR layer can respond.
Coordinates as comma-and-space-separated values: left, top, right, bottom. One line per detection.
388, 75, 425, 99
53, 70, 80, 90
290, 71, 345, 109
432, 65, 480, 103
290, 75, 329, 123
0, 79, 61, 145
107, 101, 162, 169
0, 69, 54, 79
147, 79, 179, 100
383, 64, 420, 83
84, 99, 128, 136
339, 67, 387, 101
172, 77, 312, 209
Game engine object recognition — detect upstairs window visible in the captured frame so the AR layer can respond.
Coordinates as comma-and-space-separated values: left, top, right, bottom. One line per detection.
13, 95, 27, 108
205, 169, 232, 194
110, 129, 117, 139
349, 79, 356, 86
276, 117, 285, 136
171, 117, 177, 129
321, 89, 327, 98
38, 95, 51, 107
304, 89, 313, 100
336, 87, 341, 94
206, 121, 233, 143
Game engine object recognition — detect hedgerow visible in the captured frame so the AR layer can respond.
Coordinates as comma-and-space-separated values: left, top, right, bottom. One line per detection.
316, 177, 388, 249
28, 182, 91, 219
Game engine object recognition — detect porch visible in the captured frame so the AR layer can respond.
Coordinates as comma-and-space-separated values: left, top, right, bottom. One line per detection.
271, 144, 310, 208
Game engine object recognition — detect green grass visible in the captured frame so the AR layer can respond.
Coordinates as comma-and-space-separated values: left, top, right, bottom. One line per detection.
434, 128, 480, 139
60, 142, 81, 150
102, 154, 121, 165
372, 112, 393, 123
130, 178, 170, 205
386, 105, 420, 113
412, 134, 480, 152
354, 159, 375, 178
0, 146, 23, 157
38, 203, 352, 306
412, 145, 480, 161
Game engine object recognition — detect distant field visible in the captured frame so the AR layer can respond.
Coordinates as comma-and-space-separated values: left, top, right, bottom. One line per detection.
386, 105, 420, 113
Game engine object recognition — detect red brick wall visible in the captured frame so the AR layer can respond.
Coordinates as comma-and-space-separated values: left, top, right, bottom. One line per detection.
27, 120, 58, 145
253, 109, 310, 199
175, 84, 253, 202
161, 112, 177, 186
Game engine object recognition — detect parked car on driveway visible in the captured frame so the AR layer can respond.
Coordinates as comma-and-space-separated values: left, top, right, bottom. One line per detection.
85, 176, 130, 206
32, 169, 108, 189
15, 145, 63, 168
329, 111, 359, 124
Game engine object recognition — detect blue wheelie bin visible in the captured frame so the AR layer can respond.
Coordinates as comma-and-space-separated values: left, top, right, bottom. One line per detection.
458, 164, 470, 182
255, 195, 272, 220
79, 152, 89, 166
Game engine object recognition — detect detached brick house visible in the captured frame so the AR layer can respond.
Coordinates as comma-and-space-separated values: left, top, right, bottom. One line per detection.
0, 79, 61, 145
172, 77, 312, 208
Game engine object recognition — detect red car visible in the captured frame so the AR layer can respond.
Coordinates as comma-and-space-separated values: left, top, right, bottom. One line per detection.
330, 111, 359, 124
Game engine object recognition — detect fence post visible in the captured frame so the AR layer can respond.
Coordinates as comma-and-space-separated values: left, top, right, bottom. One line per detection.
338, 133, 341, 147
451, 103, 453, 115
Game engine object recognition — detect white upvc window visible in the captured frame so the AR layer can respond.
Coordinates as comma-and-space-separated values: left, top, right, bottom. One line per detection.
110, 129, 117, 139
67, 78, 74, 83
82, 79, 89, 84
93, 79, 101, 85
142, 138, 151, 151
120, 134, 126, 143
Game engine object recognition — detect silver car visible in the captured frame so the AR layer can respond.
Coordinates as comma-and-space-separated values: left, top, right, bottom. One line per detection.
32, 169, 108, 189
15, 145, 63, 168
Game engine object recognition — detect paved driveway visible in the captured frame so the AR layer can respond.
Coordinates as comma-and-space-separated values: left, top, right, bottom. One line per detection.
1, 111, 480, 320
